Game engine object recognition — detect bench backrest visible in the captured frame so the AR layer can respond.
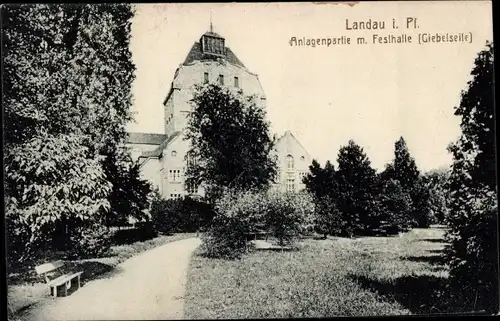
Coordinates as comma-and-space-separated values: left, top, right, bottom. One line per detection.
35, 260, 64, 275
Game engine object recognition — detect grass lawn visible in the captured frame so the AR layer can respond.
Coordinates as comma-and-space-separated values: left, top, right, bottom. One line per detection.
184, 227, 458, 318
7, 232, 196, 319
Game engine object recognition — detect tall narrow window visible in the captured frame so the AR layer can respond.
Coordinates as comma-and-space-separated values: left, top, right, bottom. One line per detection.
218, 74, 224, 86
286, 155, 294, 170
286, 178, 295, 193
234, 76, 239, 88
204, 72, 209, 84
169, 169, 182, 182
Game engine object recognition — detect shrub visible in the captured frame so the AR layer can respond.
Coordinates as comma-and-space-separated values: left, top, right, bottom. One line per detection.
68, 224, 113, 259
150, 197, 183, 234
201, 190, 264, 259
265, 190, 315, 245
150, 194, 215, 234
444, 187, 498, 313
201, 188, 315, 259
5, 214, 32, 269
112, 223, 157, 245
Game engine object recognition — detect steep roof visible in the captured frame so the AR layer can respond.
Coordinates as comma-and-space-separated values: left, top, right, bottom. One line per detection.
275, 130, 312, 159
140, 131, 181, 158
182, 41, 246, 68
126, 132, 167, 145
203, 31, 223, 38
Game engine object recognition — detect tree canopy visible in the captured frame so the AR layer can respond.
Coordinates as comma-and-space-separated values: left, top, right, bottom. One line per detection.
185, 84, 277, 201
3, 4, 143, 261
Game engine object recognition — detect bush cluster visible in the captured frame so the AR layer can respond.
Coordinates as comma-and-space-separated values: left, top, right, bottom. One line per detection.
201, 188, 315, 259
150, 194, 215, 234
68, 224, 113, 259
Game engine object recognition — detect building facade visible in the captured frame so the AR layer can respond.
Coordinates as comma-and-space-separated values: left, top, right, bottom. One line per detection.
272, 131, 312, 193
126, 28, 311, 199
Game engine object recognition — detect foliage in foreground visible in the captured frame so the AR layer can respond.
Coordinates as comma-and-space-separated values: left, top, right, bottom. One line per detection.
4, 133, 112, 263
445, 41, 498, 314
3, 4, 143, 264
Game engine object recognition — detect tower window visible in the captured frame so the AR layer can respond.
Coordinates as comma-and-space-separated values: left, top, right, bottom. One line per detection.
218, 74, 224, 86
234, 76, 239, 88
204, 72, 209, 84
202, 35, 225, 55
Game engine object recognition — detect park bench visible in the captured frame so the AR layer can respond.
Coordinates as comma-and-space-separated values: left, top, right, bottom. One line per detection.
35, 260, 83, 297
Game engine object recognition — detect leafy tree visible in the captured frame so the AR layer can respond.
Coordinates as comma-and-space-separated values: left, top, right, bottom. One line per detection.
445, 42, 498, 313
185, 84, 277, 202
4, 133, 112, 261
335, 140, 378, 235
303, 159, 325, 197
3, 4, 135, 150
3, 4, 139, 260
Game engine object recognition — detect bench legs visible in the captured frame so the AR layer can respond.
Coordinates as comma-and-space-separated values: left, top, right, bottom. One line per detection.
49, 274, 82, 298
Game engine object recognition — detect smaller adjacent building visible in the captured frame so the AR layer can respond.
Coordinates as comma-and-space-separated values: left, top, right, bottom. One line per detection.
272, 131, 312, 193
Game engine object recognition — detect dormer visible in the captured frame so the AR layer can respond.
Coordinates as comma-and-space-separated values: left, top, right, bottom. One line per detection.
200, 31, 226, 57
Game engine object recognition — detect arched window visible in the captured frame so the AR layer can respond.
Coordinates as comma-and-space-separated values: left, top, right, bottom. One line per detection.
286, 155, 294, 170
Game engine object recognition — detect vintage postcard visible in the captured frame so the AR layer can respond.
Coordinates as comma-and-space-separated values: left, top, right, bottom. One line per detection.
4, 1, 497, 320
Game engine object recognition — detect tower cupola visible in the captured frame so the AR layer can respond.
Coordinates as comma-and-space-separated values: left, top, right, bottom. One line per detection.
200, 22, 226, 56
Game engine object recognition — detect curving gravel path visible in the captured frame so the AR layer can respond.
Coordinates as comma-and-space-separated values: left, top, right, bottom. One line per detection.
29, 237, 201, 320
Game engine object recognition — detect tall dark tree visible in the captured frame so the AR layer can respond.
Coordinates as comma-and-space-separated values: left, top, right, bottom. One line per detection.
103, 148, 152, 226
303, 159, 337, 200
185, 84, 277, 202
303, 159, 340, 237
445, 42, 498, 313
382, 136, 431, 227
376, 179, 413, 234
382, 137, 420, 191
335, 140, 378, 235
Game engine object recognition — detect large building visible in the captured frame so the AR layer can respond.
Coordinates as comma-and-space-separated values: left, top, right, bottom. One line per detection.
126, 27, 311, 199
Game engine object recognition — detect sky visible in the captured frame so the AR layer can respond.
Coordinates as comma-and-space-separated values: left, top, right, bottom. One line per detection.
126, 1, 493, 172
